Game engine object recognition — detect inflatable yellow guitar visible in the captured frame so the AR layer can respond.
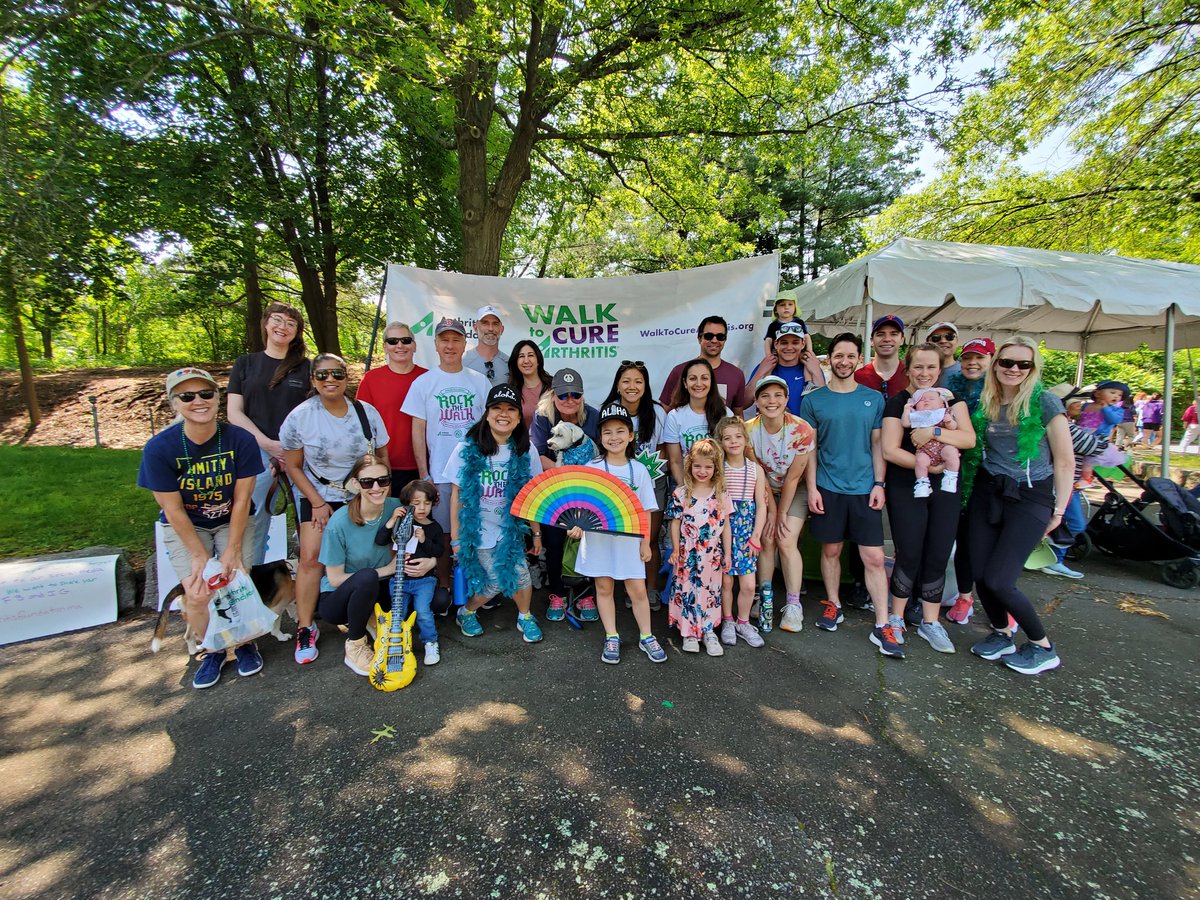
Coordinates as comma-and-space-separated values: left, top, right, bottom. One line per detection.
369, 506, 417, 691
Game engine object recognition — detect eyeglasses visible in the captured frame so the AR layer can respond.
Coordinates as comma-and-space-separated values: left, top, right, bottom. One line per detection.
620, 360, 646, 368
356, 475, 392, 489
701, 332, 727, 342
384, 336, 414, 346
266, 315, 298, 330
929, 334, 956, 343
174, 389, 217, 403
313, 369, 347, 381
996, 358, 1034, 371
557, 392, 582, 401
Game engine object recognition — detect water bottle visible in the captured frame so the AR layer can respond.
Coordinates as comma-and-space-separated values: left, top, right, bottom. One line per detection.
759, 584, 774, 634
453, 564, 469, 607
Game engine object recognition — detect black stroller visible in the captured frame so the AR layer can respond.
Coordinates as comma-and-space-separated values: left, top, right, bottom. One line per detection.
1074, 465, 1200, 588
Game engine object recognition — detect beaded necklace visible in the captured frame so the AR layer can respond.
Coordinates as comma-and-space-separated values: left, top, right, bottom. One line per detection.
180, 423, 220, 475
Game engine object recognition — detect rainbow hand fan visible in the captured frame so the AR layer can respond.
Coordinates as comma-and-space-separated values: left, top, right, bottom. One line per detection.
511, 465, 649, 537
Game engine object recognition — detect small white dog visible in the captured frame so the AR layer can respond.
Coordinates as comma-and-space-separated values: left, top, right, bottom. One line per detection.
547, 420, 598, 466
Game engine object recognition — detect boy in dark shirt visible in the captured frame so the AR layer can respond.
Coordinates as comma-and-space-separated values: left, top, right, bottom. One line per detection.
378, 480, 446, 665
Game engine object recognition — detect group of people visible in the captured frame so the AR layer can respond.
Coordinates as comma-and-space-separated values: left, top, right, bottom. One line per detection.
140, 298, 1074, 691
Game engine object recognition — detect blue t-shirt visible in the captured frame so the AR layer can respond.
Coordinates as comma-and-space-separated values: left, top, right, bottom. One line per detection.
138, 422, 264, 527
798, 385, 883, 495
319, 498, 402, 592
773, 363, 807, 415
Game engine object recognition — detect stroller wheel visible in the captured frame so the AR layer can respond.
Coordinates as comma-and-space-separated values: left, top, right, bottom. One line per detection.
1161, 559, 1200, 590
1065, 532, 1093, 562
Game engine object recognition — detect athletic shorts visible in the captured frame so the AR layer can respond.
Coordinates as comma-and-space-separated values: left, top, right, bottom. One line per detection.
808, 490, 883, 547
771, 487, 809, 522
299, 498, 346, 524
160, 522, 256, 582
473, 546, 532, 599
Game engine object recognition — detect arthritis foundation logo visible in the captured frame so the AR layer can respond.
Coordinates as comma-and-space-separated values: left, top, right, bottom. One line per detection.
522, 303, 620, 360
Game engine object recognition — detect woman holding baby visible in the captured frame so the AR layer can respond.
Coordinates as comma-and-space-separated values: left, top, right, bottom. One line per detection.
881, 343, 975, 655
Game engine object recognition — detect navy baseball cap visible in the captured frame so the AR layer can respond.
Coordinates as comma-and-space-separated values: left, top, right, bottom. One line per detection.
871, 314, 904, 335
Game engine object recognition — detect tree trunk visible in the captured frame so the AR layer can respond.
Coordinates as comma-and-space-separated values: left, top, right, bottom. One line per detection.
101, 306, 108, 355
297, 263, 340, 354
244, 257, 264, 353
40, 326, 52, 359
1, 261, 40, 427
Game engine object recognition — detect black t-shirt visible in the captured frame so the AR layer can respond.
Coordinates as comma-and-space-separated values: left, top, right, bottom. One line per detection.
375, 517, 444, 560
882, 390, 964, 489
228, 352, 311, 441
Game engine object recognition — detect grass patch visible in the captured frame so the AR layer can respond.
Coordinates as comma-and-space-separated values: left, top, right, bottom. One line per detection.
0, 446, 160, 562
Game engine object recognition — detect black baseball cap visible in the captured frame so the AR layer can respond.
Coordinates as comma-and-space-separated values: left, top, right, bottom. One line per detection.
485, 384, 520, 409
597, 402, 634, 429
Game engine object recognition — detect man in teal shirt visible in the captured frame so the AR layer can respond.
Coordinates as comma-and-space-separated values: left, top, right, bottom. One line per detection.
799, 333, 903, 659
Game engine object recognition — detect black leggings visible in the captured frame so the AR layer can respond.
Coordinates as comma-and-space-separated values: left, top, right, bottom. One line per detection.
966, 470, 1053, 642
543, 527, 567, 593
318, 569, 390, 640
886, 480, 960, 603
953, 507, 973, 595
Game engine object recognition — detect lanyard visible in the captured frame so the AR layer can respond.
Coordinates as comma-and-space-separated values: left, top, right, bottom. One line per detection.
602, 457, 634, 487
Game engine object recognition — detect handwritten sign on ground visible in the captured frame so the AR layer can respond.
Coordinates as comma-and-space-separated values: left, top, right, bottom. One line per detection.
0, 555, 119, 645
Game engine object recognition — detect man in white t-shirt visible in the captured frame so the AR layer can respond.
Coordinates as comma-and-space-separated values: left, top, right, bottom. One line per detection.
463, 304, 509, 386
402, 317, 491, 595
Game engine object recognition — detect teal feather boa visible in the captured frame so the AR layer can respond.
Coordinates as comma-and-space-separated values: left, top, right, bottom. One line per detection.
456, 437, 532, 597
961, 381, 1046, 505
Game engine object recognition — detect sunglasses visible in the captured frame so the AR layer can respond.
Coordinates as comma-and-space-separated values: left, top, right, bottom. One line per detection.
996, 358, 1034, 371
384, 336, 414, 346
313, 369, 347, 381
174, 389, 217, 403
620, 360, 646, 368
929, 334, 956, 342
701, 332, 728, 342
356, 475, 392, 489
557, 392, 583, 401
484, 360, 495, 377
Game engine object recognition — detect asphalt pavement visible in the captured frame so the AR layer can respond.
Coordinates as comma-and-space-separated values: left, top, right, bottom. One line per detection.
1, 551, 1197, 899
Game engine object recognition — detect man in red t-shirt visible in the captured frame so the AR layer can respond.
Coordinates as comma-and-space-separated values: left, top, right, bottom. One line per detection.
658, 315, 747, 415
356, 321, 428, 495
854, 314, 906, 401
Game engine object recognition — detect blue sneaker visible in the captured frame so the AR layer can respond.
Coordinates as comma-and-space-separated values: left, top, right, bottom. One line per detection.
193, 652, 226, 689
1004, 641, 1061, 675
457, 608, 484, 637
234, 642, 263, 676
601, 635, 621, 664
516, 613, 543, 643
869, 625, 905, 659
639, 635, 667, 663
970, 630, 1017, 660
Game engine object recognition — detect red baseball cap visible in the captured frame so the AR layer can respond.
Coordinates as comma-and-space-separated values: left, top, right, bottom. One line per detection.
960, 338, 995, 357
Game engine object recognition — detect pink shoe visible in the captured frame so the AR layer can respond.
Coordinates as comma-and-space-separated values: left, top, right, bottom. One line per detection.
1007, 613, 1019, 634
947, 595, 974, 625
575, 595, 599, 622
546, 594, 566, 622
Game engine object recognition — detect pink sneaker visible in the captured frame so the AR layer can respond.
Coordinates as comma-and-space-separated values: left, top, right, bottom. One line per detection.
546, 594, 566, 622
575, 595, 599, 622
1007, 613, 1019, 634
947, 595, 974, 625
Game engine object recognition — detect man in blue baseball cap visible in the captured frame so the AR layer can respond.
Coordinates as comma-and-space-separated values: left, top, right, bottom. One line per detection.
854, 314, 905, 400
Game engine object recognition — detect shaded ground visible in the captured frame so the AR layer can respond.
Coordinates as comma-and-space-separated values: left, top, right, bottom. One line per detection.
2, 552, 1196, 899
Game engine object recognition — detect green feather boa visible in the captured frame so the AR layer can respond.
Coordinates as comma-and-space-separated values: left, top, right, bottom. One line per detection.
961, 381, 1046, 505
456, 437, 532, 597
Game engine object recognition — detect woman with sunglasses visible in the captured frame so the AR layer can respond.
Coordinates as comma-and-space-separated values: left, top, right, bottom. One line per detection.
226, 303, 310, 566
357, 322, 428, 495
663, 358, 732, 486
280, 353, 390, 665
507, 339, 553, 427
138, 367, 264, 688
961, 336, 1072, 675
880, 343, 975, 655
603, 360, 668, 607
531, 367, 601, 621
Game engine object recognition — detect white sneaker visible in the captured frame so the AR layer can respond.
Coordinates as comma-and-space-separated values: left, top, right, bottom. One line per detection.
941, 471, 959, 492
682, 636, 700, 653
779, 604, 804, 632
913, 479, 932, 498
703, 632, 724, 657
424, 642, 441, 666
719, 619, 737, 645
735, 622, 765, 647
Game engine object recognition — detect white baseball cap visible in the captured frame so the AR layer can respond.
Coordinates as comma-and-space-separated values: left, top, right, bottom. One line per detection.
475, 305, 503, 323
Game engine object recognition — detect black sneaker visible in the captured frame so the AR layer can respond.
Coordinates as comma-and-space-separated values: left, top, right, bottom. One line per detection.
903, 596, 923, 628
433, 586, 453, 616
870, 625, 905, 659
842, 583, 872, 610
481, 594, 503, 610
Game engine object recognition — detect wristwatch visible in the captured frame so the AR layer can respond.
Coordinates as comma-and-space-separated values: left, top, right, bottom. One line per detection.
933, 427, 942, 437
873, 480, 885, 488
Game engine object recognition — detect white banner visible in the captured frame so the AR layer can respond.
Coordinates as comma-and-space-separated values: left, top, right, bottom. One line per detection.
383, 255, 779, 399
0, 555, 119, 645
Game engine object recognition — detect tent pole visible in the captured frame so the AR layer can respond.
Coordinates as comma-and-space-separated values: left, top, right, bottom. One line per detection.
364, 264, 389, 370
864, 298, 874, 364
1163, 304, 1176, 473
1075, 341, 1086, 385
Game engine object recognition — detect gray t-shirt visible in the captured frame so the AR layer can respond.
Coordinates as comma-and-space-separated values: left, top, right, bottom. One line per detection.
463, 348, 509, 386
981, 392, 1065, 483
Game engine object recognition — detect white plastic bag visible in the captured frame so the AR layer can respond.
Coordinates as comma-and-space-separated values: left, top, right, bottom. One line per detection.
200, 560, 277, 651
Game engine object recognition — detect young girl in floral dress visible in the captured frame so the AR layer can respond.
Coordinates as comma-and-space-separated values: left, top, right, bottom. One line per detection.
716, 417, 767, 648
668, 438, 733, 657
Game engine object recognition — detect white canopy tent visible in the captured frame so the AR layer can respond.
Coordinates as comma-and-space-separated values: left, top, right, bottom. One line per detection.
795, 237, 1200, 472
